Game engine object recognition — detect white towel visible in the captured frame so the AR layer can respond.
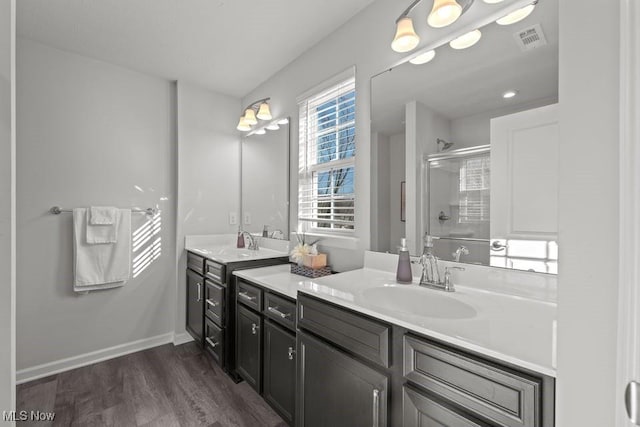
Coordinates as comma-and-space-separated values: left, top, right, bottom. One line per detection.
86, 207, 119, 244
89, 206, 117, 225
73, 208, 131, 292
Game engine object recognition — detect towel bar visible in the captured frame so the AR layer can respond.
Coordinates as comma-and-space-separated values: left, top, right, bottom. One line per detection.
49, 206, 158, 216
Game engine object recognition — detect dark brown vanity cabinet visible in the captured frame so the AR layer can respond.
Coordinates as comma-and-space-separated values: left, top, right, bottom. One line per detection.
236, 304, 262, 391
186, 254, 205, 343
296, 294, 390, 427
235, 278, 296, 425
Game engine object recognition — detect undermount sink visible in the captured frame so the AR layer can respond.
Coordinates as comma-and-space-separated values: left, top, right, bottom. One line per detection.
361, 286, 477, 319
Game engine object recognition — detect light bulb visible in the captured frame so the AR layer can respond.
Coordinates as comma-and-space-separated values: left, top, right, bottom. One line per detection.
257, 102, 272, 120
428, 0, 462, 28
237, 117, 251, 132
449, 29, 482, 50
409, 50, 436, 65
503, 90, 518, 99
391, 17, 420, 53
496, 4, 535, 25
243, 108, 257, 125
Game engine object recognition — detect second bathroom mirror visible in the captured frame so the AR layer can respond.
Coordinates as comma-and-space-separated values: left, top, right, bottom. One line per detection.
241, 119, 290, 239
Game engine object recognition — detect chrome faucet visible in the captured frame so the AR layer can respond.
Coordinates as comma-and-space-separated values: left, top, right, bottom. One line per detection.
452, 245, 469, 262
241, 231, 260, 250
442, 266, 465, 292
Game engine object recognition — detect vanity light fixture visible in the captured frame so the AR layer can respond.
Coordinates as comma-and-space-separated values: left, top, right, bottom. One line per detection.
409, 49, 436, 65
449, 29, 482, 49
496, 2, 536, 25
246, 117, 287, 137
502, 90, 518, 98
427, 0, 463, 28
391, 0, 474, 53
236, 97, 272, 131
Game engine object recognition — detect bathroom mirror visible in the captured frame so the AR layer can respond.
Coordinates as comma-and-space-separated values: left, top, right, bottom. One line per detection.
241, 120, 290, 239
370, 0, 558, 273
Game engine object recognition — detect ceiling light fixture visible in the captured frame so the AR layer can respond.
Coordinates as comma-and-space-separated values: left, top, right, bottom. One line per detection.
236, 97, 272, 132
391, 0, 474, 53
496, 2, 536, 25
409, 49, 436, 65
449, 29, 482, 49
502, 90, 518, 98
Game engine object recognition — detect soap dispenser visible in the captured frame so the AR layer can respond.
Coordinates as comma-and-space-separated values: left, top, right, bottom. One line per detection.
236, 226, 245, 249
396, 238, 413, 284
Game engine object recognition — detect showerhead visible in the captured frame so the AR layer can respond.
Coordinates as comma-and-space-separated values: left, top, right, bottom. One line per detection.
437, 138, 454, 151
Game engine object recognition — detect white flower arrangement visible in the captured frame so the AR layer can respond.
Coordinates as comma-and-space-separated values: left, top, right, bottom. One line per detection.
290, 232, 321, 265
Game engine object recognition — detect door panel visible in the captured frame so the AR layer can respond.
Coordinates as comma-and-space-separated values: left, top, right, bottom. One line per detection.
264, 320, 296, 425
236, 304, 262, 392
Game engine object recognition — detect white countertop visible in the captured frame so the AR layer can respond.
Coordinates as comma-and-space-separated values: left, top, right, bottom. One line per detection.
185, 234, 289, 264
233, 263, 557, 377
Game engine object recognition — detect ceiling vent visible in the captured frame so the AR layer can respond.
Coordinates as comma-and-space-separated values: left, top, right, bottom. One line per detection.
513, 24, 547, 51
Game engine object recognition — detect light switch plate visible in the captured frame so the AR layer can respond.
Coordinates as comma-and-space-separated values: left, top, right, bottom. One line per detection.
244, 212, 251, 225
229, 212, 237, 225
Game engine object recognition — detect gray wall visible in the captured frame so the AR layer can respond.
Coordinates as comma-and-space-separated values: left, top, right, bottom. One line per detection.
16, 38, 177, 372
556, 0, 620, 425
175, 80, 240, 337
0, 0, 15, 416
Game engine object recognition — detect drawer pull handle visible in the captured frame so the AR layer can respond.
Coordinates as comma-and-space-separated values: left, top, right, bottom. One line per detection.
206, 338, 219, 348
239, 291, 256, 301
196, 283, 202, 302
251, 323, 259, 335
206, 299, 219, 308
372, 389, 380, 427
268, 306, 291, 319
288, 346, 295, 360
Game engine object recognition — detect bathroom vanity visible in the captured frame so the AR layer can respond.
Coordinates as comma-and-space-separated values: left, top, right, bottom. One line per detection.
184, 237, 289, 379
233, 254, 556, 427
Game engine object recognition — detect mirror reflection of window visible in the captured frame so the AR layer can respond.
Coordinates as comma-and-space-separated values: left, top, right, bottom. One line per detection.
459, 156, 490, 224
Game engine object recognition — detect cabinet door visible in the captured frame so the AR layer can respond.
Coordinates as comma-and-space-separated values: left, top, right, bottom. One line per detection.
403, 385, 490, 427
297, 331, 388, 427
236, 304, 262, 392
186, 269, 204, 344
264, 320, 296, 425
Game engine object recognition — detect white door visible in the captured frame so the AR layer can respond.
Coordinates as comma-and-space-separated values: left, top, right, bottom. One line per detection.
617, 0, 640, 425
489, 104, 559, 272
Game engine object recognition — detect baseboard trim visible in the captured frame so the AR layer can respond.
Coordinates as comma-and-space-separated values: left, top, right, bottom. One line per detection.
16, 332, 175, 385
173, 331, 194, 346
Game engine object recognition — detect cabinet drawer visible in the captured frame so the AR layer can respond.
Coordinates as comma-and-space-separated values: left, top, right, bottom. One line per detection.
404, 334, 542, 427
205, 280, 225, 326
403, 385, 489, 427
205, 259, 225, 284
263, 292, 296, 331
205, 317, 224, 366
237, 280, 263, 312
297, 294, 390, 368
187, 252, 204, 275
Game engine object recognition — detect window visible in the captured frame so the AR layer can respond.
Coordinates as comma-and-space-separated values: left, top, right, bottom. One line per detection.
298, 75, 356, 232
458, 155, 490, 223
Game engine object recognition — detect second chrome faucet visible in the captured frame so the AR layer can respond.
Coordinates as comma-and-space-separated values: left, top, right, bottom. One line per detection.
419, 234, 464, 292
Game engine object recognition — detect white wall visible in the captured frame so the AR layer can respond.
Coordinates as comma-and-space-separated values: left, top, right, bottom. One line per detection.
175, 80, 240, 336
16, 39, 177, 373
388, 132, 405, 252
556, 1, 620, 425
406, 101, 451, 254
0, 0, 15, 416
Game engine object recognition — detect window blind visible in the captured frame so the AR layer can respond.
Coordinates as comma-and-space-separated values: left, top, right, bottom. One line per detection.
459, 156, 490, 223
298, 76, 356, 231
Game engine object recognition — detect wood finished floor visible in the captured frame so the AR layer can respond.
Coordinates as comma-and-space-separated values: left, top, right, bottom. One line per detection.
16, 342, 287, 427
